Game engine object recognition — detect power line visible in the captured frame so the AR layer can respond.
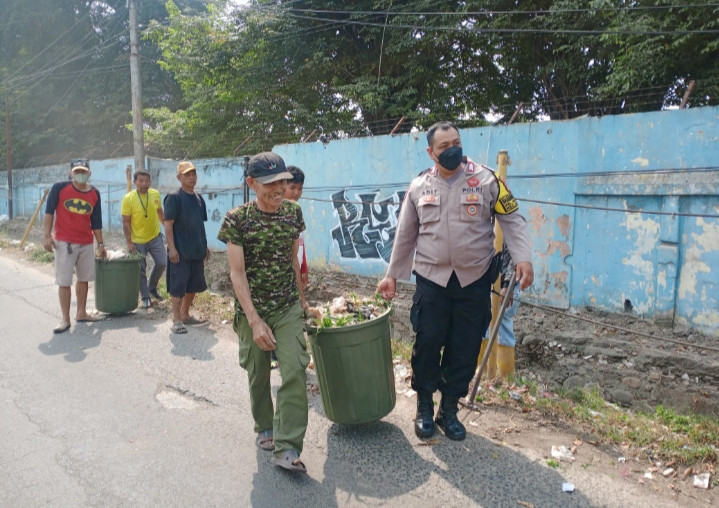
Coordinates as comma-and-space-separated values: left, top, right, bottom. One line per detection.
0, 11, 92, 87
9, 34, 127, 92
513, 295, 719, 354
5, 9, 129, 92
298, 194, 719, 220
310, 272, 719, 354
518, 198, 719, 219
506, 166, 719, 180
254, 0, 464, 42
287, 4, 719, 17
283, 12, 719, 36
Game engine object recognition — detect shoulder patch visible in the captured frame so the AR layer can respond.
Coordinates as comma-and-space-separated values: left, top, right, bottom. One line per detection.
492, 172, 519, 215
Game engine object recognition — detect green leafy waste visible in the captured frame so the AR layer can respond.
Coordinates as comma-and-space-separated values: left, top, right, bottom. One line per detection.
308, 292, 391, 330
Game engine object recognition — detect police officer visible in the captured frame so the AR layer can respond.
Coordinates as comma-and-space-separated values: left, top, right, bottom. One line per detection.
378, 121, 534, 441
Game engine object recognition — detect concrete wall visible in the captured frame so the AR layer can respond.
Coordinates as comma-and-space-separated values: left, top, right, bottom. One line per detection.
2, 107, 718, 335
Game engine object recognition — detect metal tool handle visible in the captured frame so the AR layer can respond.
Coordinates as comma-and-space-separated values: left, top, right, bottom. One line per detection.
464, 270, 518, 406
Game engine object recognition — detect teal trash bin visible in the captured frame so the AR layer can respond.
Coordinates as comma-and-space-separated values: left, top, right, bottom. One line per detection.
95, 258, 141, 314
307, 307, 396, 424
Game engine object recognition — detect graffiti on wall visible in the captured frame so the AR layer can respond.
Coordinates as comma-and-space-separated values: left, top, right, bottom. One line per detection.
331, 189, 405, 263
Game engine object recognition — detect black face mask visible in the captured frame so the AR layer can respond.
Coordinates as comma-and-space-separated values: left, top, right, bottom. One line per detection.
437, 146, 463, 171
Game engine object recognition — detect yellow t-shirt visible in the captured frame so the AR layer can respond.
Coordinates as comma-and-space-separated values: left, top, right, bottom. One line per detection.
121, 188, 162, 244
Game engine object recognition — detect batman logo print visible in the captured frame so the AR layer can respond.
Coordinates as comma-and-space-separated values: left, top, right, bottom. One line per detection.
64, 198, 93, 215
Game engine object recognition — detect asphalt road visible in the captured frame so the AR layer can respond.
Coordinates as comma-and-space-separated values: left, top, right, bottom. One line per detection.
1, 252, 678, 507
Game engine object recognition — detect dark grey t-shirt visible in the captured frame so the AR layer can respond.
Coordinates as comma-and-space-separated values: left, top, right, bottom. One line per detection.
164, 189, 207, 260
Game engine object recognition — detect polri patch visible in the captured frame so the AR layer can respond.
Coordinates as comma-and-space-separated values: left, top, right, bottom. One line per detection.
467, 204, 478, 216
494, 177, 519, 214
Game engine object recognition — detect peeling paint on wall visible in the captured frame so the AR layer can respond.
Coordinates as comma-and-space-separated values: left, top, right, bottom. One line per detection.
528, 206, 546, 232
545, 240, 571, 259
678, 218, 719, 299
557, 214, 571, 238
620, 210, 660, 308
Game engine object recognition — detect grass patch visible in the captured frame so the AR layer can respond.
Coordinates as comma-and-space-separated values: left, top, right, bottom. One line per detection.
29, 247, 54, 263
527, 385, 719, 466
391, 338, 412, 363
187, 285, 235, 323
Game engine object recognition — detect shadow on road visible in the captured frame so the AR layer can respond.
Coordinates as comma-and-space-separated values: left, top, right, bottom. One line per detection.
247, 416, 597, 507
37, 313, 218, 363
168, 323, 217, 361
37, 324, 103, 362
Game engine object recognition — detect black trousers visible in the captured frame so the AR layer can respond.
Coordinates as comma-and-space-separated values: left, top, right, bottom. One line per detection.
410, 270, 492, 398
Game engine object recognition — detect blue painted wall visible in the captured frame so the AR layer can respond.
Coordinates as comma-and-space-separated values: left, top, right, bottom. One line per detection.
2, 107, 718, 335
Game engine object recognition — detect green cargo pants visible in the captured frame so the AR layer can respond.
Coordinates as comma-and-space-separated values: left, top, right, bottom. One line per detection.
234, 302, 310, 457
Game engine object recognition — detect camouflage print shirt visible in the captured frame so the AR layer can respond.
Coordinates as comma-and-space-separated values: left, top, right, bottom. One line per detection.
217, 200, 305, 319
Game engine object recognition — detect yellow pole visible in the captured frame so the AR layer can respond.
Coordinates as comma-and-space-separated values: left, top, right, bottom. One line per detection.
126, 164, 132, 193
19, 188, 50, 249
487, 150, 510, 379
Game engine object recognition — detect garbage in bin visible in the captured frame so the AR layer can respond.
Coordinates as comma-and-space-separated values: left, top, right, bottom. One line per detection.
95, 254, 141, 314
306, 296, 396, 424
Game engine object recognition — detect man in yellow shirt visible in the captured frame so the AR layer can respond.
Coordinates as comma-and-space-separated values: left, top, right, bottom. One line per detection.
121, 170, 167, 309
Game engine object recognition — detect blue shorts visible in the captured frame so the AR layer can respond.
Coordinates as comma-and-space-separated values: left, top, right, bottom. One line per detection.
166, 258, 207, 297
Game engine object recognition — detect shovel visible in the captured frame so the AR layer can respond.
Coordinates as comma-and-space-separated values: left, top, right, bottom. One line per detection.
461, 270, 518, 411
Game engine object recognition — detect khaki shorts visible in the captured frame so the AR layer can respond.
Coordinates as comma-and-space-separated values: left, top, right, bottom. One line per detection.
54, 242, 95, 286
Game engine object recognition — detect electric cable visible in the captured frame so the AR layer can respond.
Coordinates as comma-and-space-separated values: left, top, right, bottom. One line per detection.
287, 4, 719, 17
495, 290, 719, 354
283, 12, 719, 36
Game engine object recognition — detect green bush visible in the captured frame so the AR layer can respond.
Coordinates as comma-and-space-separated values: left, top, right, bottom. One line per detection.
29, 248, 54, 263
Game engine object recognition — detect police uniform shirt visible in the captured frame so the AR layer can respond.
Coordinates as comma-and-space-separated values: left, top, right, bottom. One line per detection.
387, 161, 531, 288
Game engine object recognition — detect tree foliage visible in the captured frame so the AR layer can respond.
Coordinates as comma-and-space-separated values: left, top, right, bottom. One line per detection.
0, 0, 204, 168
145, 0, 719, 157
2, 0, 718, 167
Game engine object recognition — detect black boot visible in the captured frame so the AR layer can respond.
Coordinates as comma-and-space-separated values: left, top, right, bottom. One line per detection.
435, 395, 466, 441
414, 392, 436, 438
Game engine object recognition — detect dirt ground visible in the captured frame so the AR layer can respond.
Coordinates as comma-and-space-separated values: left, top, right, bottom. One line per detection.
2, 216, 718, 505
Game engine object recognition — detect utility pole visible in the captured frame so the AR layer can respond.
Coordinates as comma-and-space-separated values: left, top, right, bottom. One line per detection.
5, 89, 12, 219
129, 0, 145, 172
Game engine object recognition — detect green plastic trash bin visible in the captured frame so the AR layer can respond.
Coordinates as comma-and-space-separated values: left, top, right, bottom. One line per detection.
307, 307, 396, 424
95, 258, 141, 314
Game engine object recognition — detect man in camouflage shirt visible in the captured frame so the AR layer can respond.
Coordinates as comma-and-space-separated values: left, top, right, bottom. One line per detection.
217, 152, 310, 474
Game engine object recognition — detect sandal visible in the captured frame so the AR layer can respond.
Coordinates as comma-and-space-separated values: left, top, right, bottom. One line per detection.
273, 450, 307, 474
256, 430, 274, 451
171, 322, 188, 334
76, 314, 105, 322
182, 316, 207, 325
53, 320, 71, 334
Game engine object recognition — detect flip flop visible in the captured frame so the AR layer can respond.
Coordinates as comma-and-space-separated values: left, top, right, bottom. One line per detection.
53, 321, 70, 334
273, 450, 307, 474
171, 322, 188, 334
256, 430, 274, 451
76, 314, 105, 322
182, 316, 207, 325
